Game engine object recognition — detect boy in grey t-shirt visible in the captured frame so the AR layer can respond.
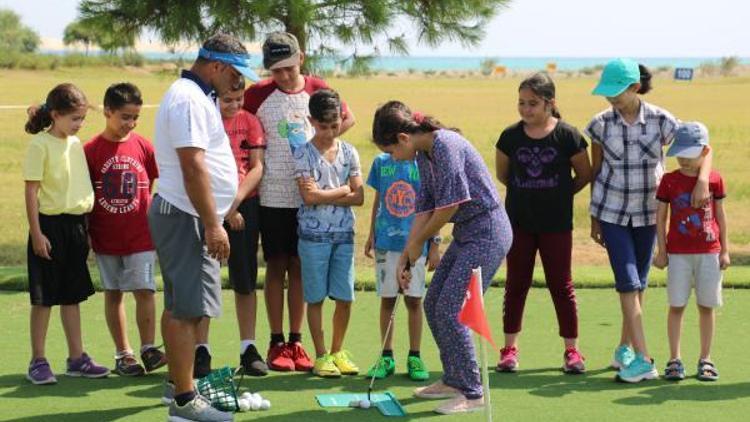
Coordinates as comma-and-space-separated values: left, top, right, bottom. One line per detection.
293, 89, 363, 378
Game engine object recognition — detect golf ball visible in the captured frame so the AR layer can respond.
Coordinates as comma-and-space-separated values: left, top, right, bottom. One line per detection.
240, 392, 252, 400
251, 393, 262, 402
260, 399, 271, 410
238, 398, 250, 412
250, 398, 261, 411
360, 399, 371, 409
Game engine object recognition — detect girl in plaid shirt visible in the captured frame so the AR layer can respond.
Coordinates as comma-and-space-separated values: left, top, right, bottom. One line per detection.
586, 59, 712, 383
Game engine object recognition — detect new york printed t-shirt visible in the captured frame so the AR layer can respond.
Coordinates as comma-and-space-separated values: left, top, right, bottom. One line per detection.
656, 170, 725, 254
496, 120, 588, 233
84, 132, 158, 255
366, 153, 421, 252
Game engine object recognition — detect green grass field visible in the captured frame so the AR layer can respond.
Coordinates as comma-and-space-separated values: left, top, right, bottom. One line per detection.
1, 289, 749, 421
1, 68, 750, 420
1, 69, 750, 268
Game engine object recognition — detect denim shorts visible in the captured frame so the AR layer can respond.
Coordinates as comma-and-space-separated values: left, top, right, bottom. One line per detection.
298, 238, 355, 303
599, 221, 656, 293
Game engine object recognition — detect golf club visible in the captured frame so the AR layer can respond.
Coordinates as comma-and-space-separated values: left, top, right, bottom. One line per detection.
366, 259, 411, 402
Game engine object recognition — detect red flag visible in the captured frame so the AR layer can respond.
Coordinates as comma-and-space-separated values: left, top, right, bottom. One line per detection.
458, 269, 498, 350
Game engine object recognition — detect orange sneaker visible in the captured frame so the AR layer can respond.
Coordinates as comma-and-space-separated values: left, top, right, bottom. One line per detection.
266, 342, 294, 371
288, 342, 314, 372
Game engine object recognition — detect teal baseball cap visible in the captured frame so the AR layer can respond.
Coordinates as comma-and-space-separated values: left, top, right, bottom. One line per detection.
592, 58, 640, 97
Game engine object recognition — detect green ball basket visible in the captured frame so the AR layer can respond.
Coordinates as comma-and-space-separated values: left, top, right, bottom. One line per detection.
195, 366, 244, 412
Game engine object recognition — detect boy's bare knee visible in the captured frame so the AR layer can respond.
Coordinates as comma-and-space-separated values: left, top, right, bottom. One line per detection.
669, 306, 686, 314
404, 296, 422, 311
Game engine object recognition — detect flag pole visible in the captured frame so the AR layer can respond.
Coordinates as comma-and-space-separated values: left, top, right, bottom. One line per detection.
475, 267, 492, 422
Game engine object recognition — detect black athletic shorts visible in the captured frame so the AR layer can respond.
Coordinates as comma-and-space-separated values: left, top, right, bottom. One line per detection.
259, 205, 299, 261
27, 214, 94, 306
225, 196, 260, 294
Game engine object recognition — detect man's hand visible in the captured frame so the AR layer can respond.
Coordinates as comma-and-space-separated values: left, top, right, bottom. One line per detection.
205, 224, 230, 261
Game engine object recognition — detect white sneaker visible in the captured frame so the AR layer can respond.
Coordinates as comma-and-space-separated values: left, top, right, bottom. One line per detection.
167, 394, 233, 422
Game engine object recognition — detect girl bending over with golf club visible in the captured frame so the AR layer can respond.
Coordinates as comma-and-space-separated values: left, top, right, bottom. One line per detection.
371, 101, 512, 414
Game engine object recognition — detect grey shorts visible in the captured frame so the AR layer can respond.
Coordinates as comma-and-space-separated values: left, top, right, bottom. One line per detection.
148, 195, 222, 320
95, 251, 156, 291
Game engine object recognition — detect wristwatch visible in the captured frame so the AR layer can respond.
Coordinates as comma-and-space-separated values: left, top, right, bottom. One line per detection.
431, 236, 443, 245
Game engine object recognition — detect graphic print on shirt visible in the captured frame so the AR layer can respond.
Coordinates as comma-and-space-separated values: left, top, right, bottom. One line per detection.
277, 111, 308, 153
95, 155, 150, 214
672, 192, 716, 242
514, 146, 559, 189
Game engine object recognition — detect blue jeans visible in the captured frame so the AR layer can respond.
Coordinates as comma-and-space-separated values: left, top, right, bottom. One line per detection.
599, 221, 656, 292
298, 238, 354, 303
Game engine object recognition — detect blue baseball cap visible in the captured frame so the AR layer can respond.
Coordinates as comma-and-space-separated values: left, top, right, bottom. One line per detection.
666, 122, 709, 158
198, 47, 259, 82
592, 58, 641, 97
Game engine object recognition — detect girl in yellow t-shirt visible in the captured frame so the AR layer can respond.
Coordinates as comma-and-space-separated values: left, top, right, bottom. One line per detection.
23, 83, 109, 385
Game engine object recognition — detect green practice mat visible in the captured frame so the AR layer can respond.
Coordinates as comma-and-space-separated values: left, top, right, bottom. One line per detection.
316, 391, 407, 416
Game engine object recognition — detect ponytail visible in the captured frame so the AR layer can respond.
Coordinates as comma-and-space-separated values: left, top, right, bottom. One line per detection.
25, 104, 53, 134
637, 64, 653, 95
25, 83, 88, 135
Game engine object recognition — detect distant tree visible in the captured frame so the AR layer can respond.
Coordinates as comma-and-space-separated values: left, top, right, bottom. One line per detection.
0, 8, 41, 53
719, 56, 740, 77
79, 0, 510, 67
63, 21, 96, 55
480, 58, 497, 75
63, 18, 135, 54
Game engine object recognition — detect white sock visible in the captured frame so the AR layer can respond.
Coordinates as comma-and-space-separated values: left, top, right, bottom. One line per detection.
115, 349, 133, 359
140, 344, 155, 354
240, 340, 256, 354
196, 343, 211, 354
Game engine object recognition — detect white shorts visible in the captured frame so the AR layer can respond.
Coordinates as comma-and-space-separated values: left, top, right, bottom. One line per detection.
95, 251, 157, 292
667, 253, 723, 308
375, 250, 426, 298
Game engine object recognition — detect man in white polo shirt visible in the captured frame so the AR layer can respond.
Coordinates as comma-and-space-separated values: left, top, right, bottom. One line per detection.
148, 32, 258, 422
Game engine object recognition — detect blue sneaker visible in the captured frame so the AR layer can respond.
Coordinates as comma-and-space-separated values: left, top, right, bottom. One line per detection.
617, 353, 658, 383
611, 345, 635, 370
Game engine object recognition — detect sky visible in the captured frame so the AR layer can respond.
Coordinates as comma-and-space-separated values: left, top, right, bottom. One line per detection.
1, 0, 748, 57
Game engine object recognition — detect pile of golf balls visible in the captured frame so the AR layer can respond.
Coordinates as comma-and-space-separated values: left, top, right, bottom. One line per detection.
237, 391, 271, 412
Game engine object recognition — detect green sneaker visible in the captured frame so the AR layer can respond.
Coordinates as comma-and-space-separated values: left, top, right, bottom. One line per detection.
407, 356, 429, 381
366, 356, 395, 379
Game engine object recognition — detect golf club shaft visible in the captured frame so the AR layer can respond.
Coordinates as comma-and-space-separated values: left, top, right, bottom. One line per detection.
369, 293, 399, 395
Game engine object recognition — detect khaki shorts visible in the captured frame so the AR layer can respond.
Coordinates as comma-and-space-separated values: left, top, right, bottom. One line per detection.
667, 253, 723, 308
375, 250, 426, 298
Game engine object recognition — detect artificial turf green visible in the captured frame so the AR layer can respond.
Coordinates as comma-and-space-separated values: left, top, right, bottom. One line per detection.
1, 288, 749, 421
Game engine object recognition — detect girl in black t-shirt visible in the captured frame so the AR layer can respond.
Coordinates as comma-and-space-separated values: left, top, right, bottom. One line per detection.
495, 72, 592, 374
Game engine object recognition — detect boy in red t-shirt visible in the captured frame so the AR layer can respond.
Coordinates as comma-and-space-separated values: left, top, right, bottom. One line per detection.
84, 83, 166, 376
193, 78, 268, 377
654, 122, 729, 382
